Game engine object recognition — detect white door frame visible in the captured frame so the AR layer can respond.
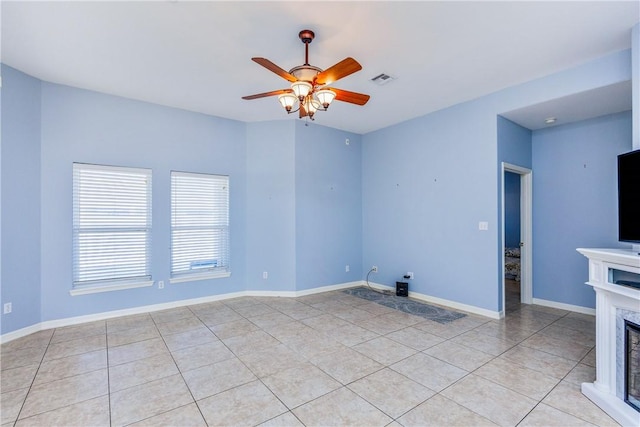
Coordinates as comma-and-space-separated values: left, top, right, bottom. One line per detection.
501, 162, 533, 314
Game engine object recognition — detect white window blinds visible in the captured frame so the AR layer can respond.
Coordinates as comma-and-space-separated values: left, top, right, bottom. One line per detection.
171, 172, 230, 280
73, 163, 152, 288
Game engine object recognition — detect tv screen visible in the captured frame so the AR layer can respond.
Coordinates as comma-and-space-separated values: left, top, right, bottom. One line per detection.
618, 149, 640, 244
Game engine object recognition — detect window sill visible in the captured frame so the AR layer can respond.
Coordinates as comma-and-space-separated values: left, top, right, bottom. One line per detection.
170, 271, 231, 285
70, 280, 154, 296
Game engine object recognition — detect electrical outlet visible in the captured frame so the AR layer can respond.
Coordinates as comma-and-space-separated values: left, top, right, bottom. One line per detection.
372, 266, 378, 273
158, 281, 164, 289
263, 271, 268, 279
345, 265, 350, 272
407, 272, 414, 280
3, 302, 12, 314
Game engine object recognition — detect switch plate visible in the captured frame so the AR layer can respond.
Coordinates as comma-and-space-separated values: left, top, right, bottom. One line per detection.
479, 221, 489, 231
158, 281, 164, 289
263, 271, 268, 279
345, 265, 350, 272
3, 302, 12, 314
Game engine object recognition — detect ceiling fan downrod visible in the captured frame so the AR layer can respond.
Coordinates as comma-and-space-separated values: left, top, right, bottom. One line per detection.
299, 29, 315, 66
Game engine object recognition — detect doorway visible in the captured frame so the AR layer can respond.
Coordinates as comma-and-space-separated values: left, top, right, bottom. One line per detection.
501, 163, 532, 315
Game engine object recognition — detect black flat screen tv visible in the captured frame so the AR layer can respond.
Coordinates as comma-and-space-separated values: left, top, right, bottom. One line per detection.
618, 149, 640, 244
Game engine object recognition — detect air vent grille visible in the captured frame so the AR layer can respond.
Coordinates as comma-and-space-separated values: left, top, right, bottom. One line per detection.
370, 73, 396, 85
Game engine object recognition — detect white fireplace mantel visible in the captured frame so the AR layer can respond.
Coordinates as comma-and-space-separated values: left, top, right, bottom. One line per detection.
577, 248, 640, 427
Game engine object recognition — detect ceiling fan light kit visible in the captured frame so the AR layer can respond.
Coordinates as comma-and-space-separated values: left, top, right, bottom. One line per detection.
243, 29, 370, 121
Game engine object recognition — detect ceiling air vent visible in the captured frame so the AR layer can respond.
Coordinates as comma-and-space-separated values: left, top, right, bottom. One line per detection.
370, 73, 396, 86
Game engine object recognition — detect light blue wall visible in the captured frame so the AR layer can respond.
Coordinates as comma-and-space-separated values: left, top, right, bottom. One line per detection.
497, 116, 532, 170
532, 111, 632, 308
496, 116, 531, 309
362, 50, 630, 313
245, 120, 363, 292
0, 46, 634, 334
39, 82, 247, 321
363, 102, 499, 310
1, 65, 42, 334
295, 122, 362, 290
245, 121, 297, 292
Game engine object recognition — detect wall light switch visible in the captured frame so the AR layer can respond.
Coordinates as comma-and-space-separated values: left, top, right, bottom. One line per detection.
263, 271, 268, 279
479, 221, 489, 231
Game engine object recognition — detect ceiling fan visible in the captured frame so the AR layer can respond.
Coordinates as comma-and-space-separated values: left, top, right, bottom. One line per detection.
242, 29, 370, 120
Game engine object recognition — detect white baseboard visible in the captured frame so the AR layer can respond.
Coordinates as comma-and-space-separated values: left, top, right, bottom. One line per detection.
1, 280, 506, 344
0, 323, 43, 345
39, 291, 249, 331
532, 298, 596, 315
246, 281, 363, 298
409, 290, 501, 319
366, 281, 501, 319
1, 282, 365, 344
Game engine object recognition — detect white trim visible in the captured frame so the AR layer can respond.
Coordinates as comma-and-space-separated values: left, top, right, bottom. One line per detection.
1, 281, 363, 344
532, 297, 596, 316
368, 281, 501, 319
410, 290, 501, 319
0, 323, 42, 344
501, 162, 533, 312
247, 281, 366, 298
2, 280, 503, 344
295, 281, 365, 296
69, 280, 154, 296
582, 383, 640, 427
41, 290, 248, 331
170, 271, 231, 284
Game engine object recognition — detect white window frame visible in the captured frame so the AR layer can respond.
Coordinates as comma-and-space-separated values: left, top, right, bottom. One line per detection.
71, 163, 153, 295
170, 171, 230, 284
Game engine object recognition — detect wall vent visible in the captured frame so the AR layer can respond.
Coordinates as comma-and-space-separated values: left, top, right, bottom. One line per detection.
370, 73, 396, 85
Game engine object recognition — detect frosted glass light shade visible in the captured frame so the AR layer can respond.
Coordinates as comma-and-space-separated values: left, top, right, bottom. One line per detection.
315, 89, 336, 108
306, 98, 321, 115
291, 81, 312, 99
278, 93, 297, 111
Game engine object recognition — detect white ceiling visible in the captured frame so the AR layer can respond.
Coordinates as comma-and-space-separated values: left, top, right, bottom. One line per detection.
2, 1, 638, 134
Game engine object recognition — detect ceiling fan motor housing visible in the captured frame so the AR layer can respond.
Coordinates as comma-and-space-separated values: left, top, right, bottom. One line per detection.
289, 65, 323, 83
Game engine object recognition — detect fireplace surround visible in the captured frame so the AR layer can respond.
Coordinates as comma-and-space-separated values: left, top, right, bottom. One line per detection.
577, 248, 640, 426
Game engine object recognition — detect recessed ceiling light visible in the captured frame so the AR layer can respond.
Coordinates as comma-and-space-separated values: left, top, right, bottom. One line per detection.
544, 117, 557, 125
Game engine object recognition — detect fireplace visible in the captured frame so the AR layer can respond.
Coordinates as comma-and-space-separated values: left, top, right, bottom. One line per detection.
577, 248, 640, 426
625, 320, 640, 412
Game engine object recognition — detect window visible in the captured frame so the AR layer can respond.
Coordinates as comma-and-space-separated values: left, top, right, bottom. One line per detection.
72, 163, 152, 294
171, 172, 230, 282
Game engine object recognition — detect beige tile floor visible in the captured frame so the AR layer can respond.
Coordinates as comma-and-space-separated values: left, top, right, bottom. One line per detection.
0, 287, 620, 427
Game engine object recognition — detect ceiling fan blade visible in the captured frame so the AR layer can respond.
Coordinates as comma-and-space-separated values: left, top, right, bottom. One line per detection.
242, 89, 292, 100
331, 88, 370, 106
252, 57, 297, 83
299, 103, 308, 118
314, 57, 362, 86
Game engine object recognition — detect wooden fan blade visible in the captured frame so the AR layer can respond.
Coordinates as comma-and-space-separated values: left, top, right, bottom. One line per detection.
331, 88, 370, 106
252, 58, 297, 83
242, 89, 292, 100
314, 57, 362, 85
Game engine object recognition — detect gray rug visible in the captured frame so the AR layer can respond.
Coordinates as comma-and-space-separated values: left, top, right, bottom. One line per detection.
343, 287, 466, 324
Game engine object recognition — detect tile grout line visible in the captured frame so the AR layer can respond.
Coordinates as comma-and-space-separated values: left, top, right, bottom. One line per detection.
10, 330, 55, 425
